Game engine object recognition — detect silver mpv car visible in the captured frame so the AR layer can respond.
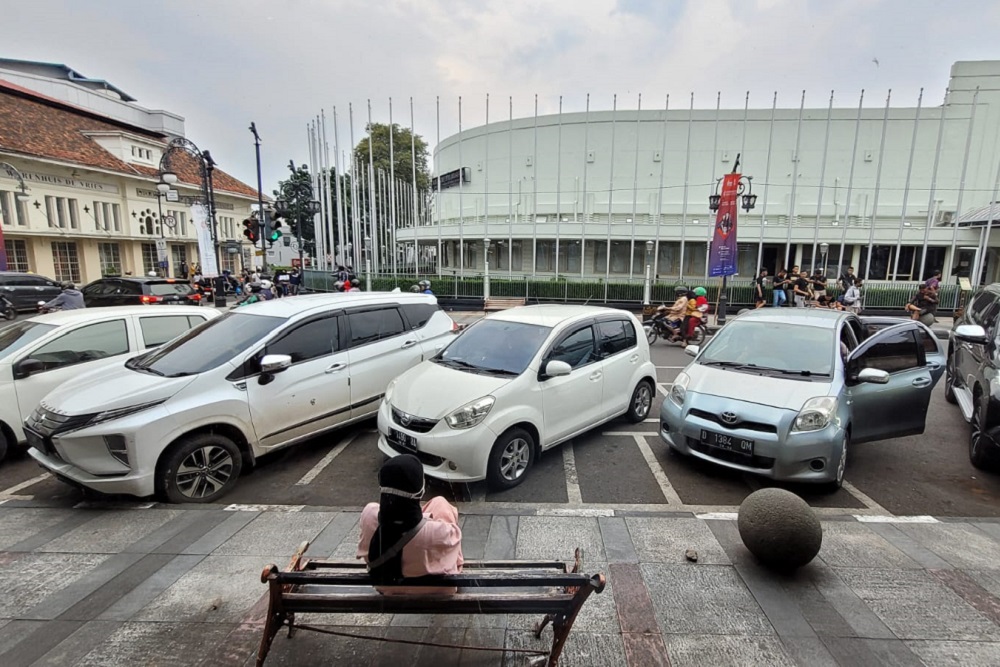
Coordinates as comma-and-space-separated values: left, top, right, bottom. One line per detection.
659, 309, 943, 492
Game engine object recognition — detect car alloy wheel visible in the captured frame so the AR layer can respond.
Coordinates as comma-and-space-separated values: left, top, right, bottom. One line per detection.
969, 396, 997, 471
944, 355, 958, 405
487, 427, 535, 491
176, 446, 235, 499
627, 380, 654, 423
835, 435, 847, 486
500, 438, 530, 481
160, 433, 243, 503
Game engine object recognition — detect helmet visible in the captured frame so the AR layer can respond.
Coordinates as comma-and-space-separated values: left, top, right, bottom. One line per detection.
334, 280, 344, 291
694, 287, 707, 297
147, 271, 157, 277
260, 280, 273, 289
419, 280, 431, 288
351, 279, 360, 287
410, 284, 421, 292
674, 285, 689, 296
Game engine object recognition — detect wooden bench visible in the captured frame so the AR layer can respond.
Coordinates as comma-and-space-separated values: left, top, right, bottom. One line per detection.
484, 297, 526, 311
256, 541, 606, 667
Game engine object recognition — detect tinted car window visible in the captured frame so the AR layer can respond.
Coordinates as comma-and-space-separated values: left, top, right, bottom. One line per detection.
856, 329, 920, 374
140, 315, 202, 348
549, 326, 596, 369
348, 308, 405, 347
149, 282, 194, 296
597, 320, 634, 357
917, 328, 938, 354
401, 303, 437, 330
267, 316, 338, 363
436, 319, 551, 376
0, 321, 57, 362
30, 319, 129, 371
970, 292, 997, 325
122, 281, 144, 295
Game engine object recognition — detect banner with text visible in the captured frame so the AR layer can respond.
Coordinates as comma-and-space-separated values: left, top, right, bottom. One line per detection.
191, 203, 219, 277
708, 173, 741, 277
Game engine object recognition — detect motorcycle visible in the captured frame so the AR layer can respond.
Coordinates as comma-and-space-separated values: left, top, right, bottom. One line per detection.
36, 300, 61, 315
642, 316, 707, 346
0, 294, 15, 321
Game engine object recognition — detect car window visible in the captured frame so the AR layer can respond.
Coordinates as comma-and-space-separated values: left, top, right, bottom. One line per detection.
596, 320, 634, 357
436, 319, 551, 375
139, 315, 201, 348
82, 282, 106, 295
267, 316, 338, 363
401, 303, 437, 330
348, 308, 405, 347
29, 319, 129, 372
854, 328, 921, 374
970, 292, 997, 325
122, 281, 143, 295
149, 282, 194, 296
0, 321, 57, 362
548, 326, 597, 369
917, 328, 938, 354
699, 320, 835, 376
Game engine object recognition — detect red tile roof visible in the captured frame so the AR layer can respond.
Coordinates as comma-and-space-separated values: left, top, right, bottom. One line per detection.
0, 79, 259, 199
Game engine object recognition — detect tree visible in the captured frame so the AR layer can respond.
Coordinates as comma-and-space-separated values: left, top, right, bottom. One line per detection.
273, 163, 318, 256
353, 123, 430, 192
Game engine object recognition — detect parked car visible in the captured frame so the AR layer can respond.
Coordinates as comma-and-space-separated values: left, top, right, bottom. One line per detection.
0, 271, 63, 311
853, 315, 945, 383
945, 284, 1000, 470
26, 292, 456, 502
81, 276, 201, 307
378, 305, 658, 490
660, 308, 941, 492
0, 306, 218, 463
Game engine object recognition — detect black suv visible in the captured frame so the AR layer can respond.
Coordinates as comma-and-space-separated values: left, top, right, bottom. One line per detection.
946, 283, 1000, 470
0, 271, 63, 311
81, 276, 201, 307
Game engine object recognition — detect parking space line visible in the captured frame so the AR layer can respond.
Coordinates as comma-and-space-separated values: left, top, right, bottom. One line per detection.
855, 515, 938, 523
842, 481, 892, 515
562, 442, 583, 505
0, 472, 50, 498
643, 418, 658, 423
295, 433, 358, 486
656, 383, 672, 396
655, 366, 686, 369
631, 434, 684, 505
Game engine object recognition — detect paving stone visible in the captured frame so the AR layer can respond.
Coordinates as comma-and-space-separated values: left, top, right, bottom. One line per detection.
212, 511, 336, 556
0, 508, 77, 550
818, 521, 921, 569
514, 516, 606, 561
179, 510, 259, 555
836, 567, 1000, 641
460, 514, 492, 560
864, 523, 954, 569
508, 561, 618, 634
0, 553, 110, 616
964, 569, 1000, 603
24, 552, 146, 620
641, 563, 774, 636
256, 624, 386, 667
37, 509, 182, 554
779, 636, 840, 667
503, 630, 625, 667
663, 634, 795, 667
598, 516, 638, 563
905, 639, 1000, 666
819, 637, 925, 667
896, 523, 1000, 570
132, 555, 279, 623
0, 620, 45, 656
27, 620, 122, 667
305, 512, 360, 558
0, 619, 84, 667
98, 554, 205, 621
626, 517, 730, 564
484, 516, 518, 560
74, 621, 236, 667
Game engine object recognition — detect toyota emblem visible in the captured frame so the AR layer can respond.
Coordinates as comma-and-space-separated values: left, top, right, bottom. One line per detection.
720, 411, 739, 425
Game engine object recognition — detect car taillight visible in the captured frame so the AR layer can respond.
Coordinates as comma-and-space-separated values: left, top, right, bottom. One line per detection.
188, 293, 201, 301
141, 295, 163, 304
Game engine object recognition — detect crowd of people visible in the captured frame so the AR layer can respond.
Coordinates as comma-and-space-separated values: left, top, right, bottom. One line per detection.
763, 265, 863, 312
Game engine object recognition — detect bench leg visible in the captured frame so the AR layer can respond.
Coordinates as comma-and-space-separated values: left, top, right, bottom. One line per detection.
287, 612, 296, 639
533, 614, 553, 638
256, 609, 286, 667
546, 578, 601, 667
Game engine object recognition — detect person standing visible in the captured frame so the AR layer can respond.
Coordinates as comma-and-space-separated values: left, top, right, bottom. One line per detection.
785, 265, 800, 306
289, 268, 301, 296
754, 269, 768, 309
839, 266, 857, 292
793, 270, 811, 307
772, 269, 789, 308
924, 269, 942, 291
811, 268, 828, 300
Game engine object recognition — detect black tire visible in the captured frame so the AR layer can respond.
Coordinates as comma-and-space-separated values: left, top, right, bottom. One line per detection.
626, 380, 654, 423
944, 355, 958, 405
2, 309, 14, 321
819, 432, 848, 494
691, 324, 707, 346
159, 433, 243, 504
0, 428, 8, 463
486, 427, 535, 491
644, 323, 657, 346
970, 395, 999, 471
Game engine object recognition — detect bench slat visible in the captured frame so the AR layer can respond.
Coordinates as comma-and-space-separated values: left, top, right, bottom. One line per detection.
274, 571, 594, 588
281, 592, 576, 615
302, 559, 569, 572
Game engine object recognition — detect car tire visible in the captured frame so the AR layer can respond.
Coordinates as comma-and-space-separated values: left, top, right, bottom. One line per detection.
691, 324, 707, 346
0, 428, 8, 463
970, 396, 999, 471
820, 432, 848, 494
626, 380, 654, 423
944, 355, 958, 405
159, 433, 243, 504
644, 324, 657, 346
486, 427, 534, 491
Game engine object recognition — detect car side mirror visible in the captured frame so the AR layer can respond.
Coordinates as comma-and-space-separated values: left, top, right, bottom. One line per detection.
857, 367, 890, 385
543, 360, 572, 378
14, 358, 45, 379
258, 354, 292, 385
684, 345, 700, 357
954, 324, 989, 345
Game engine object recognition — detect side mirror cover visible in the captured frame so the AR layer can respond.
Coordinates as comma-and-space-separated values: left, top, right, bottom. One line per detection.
954, 324, 989, 345
684, 345, 700, 358
543, 360, 572, 378
14, 358, 45, 379
857, 367, 890, 385
260, 354, 292, 374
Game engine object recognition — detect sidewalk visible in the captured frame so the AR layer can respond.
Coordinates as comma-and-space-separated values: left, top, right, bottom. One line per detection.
1, 501, 999, 666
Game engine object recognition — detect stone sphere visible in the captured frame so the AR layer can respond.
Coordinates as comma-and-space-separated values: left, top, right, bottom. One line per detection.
737, 488, 822, 571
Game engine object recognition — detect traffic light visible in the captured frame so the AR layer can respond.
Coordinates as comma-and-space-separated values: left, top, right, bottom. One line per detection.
242, 218, 258, 243
266, 215, 283, 246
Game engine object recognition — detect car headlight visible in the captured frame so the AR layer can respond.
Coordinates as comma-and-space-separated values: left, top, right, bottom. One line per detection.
384, 378, 397, 404
669, 372, 689, 408
445, 396, 495, 429
793, 396, 838, 432
88, 400, 167, 427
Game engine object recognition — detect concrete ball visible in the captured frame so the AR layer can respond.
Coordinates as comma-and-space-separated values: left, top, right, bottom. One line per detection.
737, 488, 822, 571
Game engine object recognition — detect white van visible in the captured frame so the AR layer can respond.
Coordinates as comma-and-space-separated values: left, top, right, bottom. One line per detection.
27, 293, 456, 502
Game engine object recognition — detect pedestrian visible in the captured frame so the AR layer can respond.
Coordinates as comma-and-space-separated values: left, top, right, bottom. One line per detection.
289, 268, 301, 296
793, 270, 811, 307
924, 269, 943, 291
906, 285, 937, 325
811, 268, 828, 300
839, 266, 857, 292
180, 260, 189, 279
754, 269, 768, 309
772, 269, 789, 308
785, 265, 799, 306
277, 270, 291, 297
419, 279, 433, 294
336, 265, 350, 284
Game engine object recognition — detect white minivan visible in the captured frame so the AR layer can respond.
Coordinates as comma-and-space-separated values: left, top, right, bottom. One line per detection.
27, 292, 456, 502
378, 305, 658, 489
0, 306, 217, 463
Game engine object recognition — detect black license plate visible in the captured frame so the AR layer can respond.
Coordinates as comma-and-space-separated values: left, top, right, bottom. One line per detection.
24, 428, 49, 454
389, 428, 417, 453
700, 429, 754, 456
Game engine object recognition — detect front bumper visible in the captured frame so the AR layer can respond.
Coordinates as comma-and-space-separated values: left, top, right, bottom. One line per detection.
29, 447, 156, 496
658, 393, 843, 484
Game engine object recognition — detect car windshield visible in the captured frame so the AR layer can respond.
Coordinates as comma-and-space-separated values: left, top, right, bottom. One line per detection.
127, 311, 283, 377
698, 320, 835, 377
149, 282, 194, 296
434, 319, 552, 376
0, 321, 57, 362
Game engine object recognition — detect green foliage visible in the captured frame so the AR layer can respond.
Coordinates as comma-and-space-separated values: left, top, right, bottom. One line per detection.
272, 164, 316, 255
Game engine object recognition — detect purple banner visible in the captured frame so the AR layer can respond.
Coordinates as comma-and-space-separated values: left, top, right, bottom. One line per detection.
708, 173, 740, 277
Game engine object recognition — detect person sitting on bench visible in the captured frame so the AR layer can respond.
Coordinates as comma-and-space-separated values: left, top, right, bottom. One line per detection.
357, 454, 464, 594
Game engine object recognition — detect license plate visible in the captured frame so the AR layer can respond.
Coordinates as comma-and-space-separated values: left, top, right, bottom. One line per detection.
24, 429, 48, 453
700, 429, 754, 456
389, 428, 417, 453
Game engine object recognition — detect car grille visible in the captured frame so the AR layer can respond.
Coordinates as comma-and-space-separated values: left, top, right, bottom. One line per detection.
689, 408, 778, 434
391, 406, 439, 434
385, 437, 445, 467
27, 404, 96, 437
687, 437, 776, 470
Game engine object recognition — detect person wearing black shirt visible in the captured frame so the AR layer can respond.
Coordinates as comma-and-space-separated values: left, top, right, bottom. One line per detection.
786, 265, 799, 307
793, 271, 811, 307
811, 270, 828, 299
754, 269, 768, 309
839, 267, 857, 292
906, 286, 937, 324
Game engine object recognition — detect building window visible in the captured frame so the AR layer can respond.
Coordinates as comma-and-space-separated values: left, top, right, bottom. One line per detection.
98, 242, 122, 276
141, 242, 158, 275
682, 242, 707, 278
171, 245, 188, 278
138, 207, 158, 235
51, 241, 81, 282
93, 201, 121, 232
93, 200, 103, 230
0, 191, 11, 227
657, 242, 681, 277
558, 241, 581, 274
496, 240, 523, 271
45, 196, 57, 227
68, 199, 79, 229
167, 209, 187, 237
4, 239, 29, 272
535, 240, 555, 272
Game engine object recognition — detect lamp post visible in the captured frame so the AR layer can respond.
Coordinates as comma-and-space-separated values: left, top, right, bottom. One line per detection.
364, 236, 372, 291
484, 237, 492, 301
708, 159, 756, 325
820, 242, 830, 277
643, 239, 654, 306
0, 162, 30, 272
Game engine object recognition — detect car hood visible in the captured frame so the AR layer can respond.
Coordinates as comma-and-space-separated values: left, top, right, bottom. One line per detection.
389, 360, 515, 419
40, 363, 196, 416
685, 364, 833, 411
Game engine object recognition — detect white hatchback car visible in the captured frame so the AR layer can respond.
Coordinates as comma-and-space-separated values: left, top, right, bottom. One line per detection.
378, 305, 657, 489
0, 306, 217, 463
27, 292, 456, 502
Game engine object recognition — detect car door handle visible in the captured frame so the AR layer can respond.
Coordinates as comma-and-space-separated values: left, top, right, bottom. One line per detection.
589, 371, 602, 381
926, 362, 941, 370
325, 363, 347, 374
912, 377, 932, 388
629, 354, 639, 363
401, 340, 417, 349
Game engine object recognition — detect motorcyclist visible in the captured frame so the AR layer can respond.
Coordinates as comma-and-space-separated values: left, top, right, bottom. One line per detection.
41, 282, 85, 311
258, 279, 276, 301
654, 286, 689, 341
347, 278, 362, 292
0, 292, 15, 320
419, 279, 433, 295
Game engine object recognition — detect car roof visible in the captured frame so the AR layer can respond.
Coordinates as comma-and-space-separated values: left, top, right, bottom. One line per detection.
233, 291, 439, 318
487, 304, 632, 328
0, 271, 54, 279
729, 308, 848, 329
88, 276, 181, 284
23, 305, 216, 326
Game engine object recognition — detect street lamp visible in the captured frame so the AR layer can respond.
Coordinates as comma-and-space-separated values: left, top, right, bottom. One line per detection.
708, 162, 756, 325
364, 236, 372, 291
484, 237, 492, 301
820, 242, 830, 277
643, 240, 654, 306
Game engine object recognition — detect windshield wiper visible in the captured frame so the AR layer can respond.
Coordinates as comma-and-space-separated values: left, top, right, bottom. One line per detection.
476, 366, 518, 376
440, 358, 480, 370
135, 366, 165, 376
701, 360, 746, 367
742, 364, 830, 377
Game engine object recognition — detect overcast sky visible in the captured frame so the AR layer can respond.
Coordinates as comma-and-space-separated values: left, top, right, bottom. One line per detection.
4, 0, 999, 193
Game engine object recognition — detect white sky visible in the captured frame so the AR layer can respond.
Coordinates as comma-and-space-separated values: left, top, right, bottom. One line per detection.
4, 0, 999, 192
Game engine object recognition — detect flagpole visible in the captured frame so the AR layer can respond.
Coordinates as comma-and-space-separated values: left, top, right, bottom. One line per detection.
555, 95, 563, 278
708, 91, 721, 277
679, 92, 693, 283
918, 89, 948, 281
348, 103, 359, 270
629, 93, 642, 278
436, 96, 443, 277
605, 93, 618, 284
892, 88, 923, 280
409, 97, 417, 273
945, 87, 979, 280
756, 93, 776, 277
580, 93, 590, 278
366, 100, 378, 275
811, 91, 834, 274
863, 90, 892, 282
332, 106, 346, 267
484, 93, 490, 275
653, 94, 669, 279
457, 96, 465, 278
389, 98, 397, 281
786, 90, 805, 270
531, 94, 539, 277
974, 158, 1000, 286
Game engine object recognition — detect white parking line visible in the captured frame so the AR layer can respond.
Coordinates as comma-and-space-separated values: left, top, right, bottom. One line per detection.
0, 472, 51, 498
225, 503, 304, 512
562, 443, 583, 505
656, 383, 672, 396
655, 366, 687, 369
696, 512, 739, 520
854, 515, 938, 524
843, 481, 892, 515
632, 434, 684, 505
295, 433, 358, 486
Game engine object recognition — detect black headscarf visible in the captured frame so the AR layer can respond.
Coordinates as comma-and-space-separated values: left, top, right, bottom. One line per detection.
367, 454, 425, 583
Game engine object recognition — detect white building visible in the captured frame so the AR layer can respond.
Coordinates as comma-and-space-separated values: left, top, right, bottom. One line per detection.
402, 60, 1000, 285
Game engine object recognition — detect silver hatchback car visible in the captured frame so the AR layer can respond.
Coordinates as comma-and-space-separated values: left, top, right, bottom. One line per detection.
659, 309, 942, 492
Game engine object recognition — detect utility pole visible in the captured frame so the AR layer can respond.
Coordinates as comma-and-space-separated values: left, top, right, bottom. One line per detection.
250, 122, 268, 273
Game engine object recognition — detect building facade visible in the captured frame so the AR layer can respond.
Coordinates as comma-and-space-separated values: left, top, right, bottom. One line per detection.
0, 59, 259, 284
401, 60, 1000, 285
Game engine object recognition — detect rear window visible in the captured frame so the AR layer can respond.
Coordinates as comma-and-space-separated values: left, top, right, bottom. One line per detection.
401, 303, 438, 330
149, 282, 194, 296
